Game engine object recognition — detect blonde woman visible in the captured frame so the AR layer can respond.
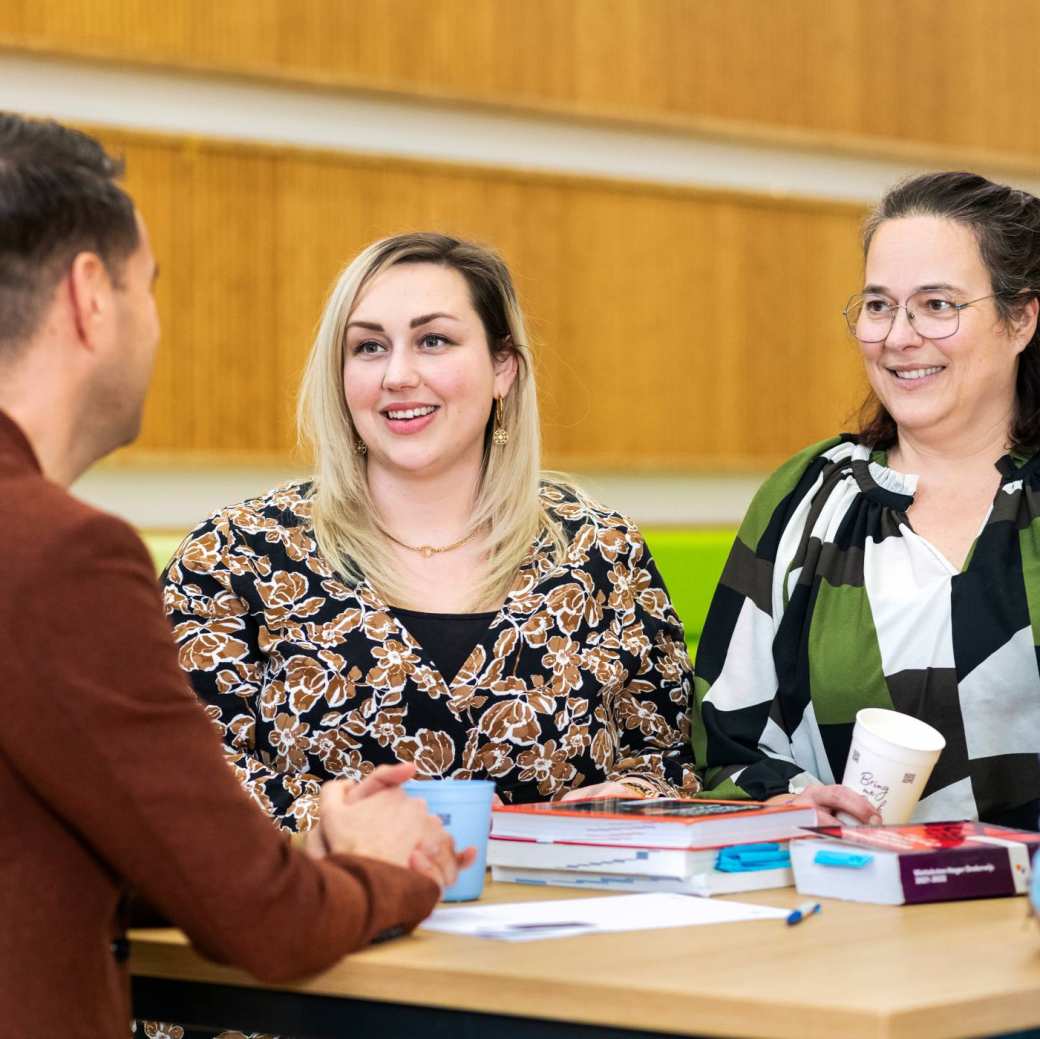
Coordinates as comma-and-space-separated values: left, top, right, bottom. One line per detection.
162, 233, 698, 824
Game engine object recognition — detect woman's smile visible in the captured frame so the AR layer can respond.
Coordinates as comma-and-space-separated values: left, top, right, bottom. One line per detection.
381, 401, 441, 434
885, 363, 946, 388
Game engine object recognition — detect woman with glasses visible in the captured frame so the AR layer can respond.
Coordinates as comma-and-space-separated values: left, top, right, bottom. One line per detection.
693, 172, 1040, 828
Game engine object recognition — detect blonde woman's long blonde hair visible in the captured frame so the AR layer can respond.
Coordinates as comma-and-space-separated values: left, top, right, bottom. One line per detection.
298, 232, 565, 611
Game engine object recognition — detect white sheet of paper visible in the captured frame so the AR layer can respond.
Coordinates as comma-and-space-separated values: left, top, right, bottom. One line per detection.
421, 893, 788, 941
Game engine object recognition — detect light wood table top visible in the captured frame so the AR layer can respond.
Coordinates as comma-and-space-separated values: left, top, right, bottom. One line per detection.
130, 882, 1040, 1039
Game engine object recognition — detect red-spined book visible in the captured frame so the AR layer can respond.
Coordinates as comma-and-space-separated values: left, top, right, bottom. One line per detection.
490, 797, 817, 850
790, 821, 1040, 905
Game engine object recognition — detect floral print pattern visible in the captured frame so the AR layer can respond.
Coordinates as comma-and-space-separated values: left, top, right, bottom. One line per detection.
161, 482, 698, 826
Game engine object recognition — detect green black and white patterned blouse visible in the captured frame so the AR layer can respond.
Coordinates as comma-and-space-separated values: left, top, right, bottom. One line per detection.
692, 435, 1040, 827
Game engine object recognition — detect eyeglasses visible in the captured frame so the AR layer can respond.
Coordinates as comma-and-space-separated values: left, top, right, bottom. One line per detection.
843, 291, 997, 343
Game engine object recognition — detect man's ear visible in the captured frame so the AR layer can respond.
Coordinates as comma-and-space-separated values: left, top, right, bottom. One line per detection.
67, 251, 113, 351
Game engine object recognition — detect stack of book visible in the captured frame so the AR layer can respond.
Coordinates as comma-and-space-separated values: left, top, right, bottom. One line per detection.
489, 797, 817, 896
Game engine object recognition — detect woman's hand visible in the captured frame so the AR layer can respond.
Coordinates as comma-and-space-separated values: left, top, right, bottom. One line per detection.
560, 782, 643, 802
768, 785, 881, 827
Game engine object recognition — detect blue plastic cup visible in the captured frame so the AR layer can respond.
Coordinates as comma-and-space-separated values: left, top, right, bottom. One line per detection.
1031, 846, 1040, 918
403, 779, 495, 901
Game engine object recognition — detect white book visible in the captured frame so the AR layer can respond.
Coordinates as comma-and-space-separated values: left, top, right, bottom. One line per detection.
790, 822, 1039, 905
489, 836, 734, 878
491, 863, 794, 896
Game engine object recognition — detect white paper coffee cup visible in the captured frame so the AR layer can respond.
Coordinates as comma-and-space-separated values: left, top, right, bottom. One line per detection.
840, 708, 946, 824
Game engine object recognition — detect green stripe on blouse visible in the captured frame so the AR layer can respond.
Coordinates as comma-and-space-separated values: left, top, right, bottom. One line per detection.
736, 436, 841, 553
808, 578, 892, 724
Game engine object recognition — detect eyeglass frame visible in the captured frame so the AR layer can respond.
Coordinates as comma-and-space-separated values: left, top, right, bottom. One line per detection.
842, 291, 999, 343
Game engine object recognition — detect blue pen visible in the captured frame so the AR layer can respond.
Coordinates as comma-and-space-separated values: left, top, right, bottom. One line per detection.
786, 901, 822, 926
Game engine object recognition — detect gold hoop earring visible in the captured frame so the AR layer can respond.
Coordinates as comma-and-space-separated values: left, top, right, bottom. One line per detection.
492, 396, 509, 446
355, 439, 367, 455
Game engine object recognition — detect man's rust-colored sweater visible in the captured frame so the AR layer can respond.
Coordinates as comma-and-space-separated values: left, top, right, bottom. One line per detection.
0, 411, 438, 1038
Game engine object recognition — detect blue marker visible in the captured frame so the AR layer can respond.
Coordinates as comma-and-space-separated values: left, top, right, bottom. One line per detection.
786, 901, 822, 926
715, 843, 791, 873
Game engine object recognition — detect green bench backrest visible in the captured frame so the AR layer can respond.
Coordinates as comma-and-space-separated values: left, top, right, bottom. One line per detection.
144, 533, 186, 576
642, 529, 733, 647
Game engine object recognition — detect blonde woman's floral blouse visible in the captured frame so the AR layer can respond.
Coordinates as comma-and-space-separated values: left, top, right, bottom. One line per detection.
161, 482, 699, 827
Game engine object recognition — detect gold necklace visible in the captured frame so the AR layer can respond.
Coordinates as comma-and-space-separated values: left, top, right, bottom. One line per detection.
381, 527, 479, 559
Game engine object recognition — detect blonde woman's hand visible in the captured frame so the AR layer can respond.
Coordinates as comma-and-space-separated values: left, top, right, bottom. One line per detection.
560, 782, 644, 802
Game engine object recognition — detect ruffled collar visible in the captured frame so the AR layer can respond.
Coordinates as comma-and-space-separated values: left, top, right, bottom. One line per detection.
848, 438, 1040, 510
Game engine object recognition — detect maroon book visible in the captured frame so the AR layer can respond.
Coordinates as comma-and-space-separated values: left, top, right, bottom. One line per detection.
790, 821, 1040, 905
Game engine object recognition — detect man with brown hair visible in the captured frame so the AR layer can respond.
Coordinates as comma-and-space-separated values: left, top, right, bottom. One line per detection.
0, 112, 466, 1038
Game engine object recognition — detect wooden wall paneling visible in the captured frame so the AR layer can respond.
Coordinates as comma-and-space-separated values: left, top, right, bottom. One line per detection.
545, 184, 745, 469
310, 0, 442, 95
9, 0, 185, 66
854, 0, 1040, 159
624, 192, 699, 465
620, 190, 705, 466
764, 205, 842, 459
6, 1, 1040, 162
272, 153, 407, 454
666, 0, 723, 128
109, 1, 192, 65
199, 0, 280, 71
570, 0, 670, 117
273, 156, 351, 455
491, 0, 575, 105
801, 209, 871, 442
276, 0, 367, 89
717, 202, 790, 464
165, 144, 204, 455
717, 0, 862, 138
90, 128, 193, 457
178, 146, 279, 454
101, 133, 180, 455
719, 201, 865, 460
505, 183, 569, 465
690, 199, 743, 465
549, 185, 624, 466
72, 127, 870, 471
734, 205, 788, 460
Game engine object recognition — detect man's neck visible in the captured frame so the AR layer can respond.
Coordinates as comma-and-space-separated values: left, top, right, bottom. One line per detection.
0, 359, 96, 486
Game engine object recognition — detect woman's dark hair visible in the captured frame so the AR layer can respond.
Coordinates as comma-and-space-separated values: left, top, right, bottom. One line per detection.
0, 113, 139, 354
857, 171, 1040, 452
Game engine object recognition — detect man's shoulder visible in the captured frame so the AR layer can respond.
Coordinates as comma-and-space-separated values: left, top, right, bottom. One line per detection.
0, 469, 150, 581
